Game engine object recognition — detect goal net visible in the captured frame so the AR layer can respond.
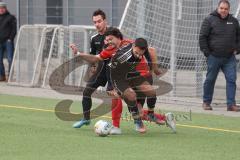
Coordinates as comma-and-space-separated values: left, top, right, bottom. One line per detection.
8, 25, 96, 89
120, 0, 240, 105
8, 25, 55, 87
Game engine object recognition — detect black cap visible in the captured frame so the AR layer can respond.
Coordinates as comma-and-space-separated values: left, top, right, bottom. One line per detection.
134, 38, 148, 50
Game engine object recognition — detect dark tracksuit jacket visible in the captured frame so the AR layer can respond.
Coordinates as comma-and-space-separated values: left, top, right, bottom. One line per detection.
199, 10, 240, 58
0, 11, 17, 43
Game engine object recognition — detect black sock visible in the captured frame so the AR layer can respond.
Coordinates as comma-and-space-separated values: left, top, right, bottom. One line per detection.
82, 96, 91, 120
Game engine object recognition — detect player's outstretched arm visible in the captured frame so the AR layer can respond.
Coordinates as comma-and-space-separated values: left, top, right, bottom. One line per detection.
69, 43, 103, 63
148, 47, 161, 75
77, 52, 102, 63
148, 47, 167, 76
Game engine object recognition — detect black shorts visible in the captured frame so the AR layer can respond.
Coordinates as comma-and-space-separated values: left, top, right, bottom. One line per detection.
112, 75, 149, 95
85, 61, 107, 87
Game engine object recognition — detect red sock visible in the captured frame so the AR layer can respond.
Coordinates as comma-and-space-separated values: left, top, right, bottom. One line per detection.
142, 109, 166, 121
111, 98, 123, 128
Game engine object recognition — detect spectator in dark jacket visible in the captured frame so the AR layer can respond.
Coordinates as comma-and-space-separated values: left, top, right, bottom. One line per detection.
199, 0, 240, 111
0, 2, 17, 81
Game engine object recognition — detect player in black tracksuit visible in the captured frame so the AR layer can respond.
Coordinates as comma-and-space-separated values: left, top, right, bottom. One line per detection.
72, 9, 110, 128
81, 33, 108, 120
72, 11, 124, 133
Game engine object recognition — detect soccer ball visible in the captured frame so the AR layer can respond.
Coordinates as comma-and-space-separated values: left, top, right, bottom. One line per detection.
94, 120, 113, 137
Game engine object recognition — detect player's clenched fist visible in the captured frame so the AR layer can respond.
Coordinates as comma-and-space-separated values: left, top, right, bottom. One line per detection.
69, 44, 79, 55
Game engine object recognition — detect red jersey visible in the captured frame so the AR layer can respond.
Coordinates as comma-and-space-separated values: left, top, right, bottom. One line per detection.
135, 56, 151, 77
99, 39, 134, 59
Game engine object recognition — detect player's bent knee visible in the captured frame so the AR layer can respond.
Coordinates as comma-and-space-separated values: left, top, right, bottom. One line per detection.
123, 89, 137, 101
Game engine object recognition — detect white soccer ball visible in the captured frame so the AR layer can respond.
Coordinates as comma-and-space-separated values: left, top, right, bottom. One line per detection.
94, 120, 113, 137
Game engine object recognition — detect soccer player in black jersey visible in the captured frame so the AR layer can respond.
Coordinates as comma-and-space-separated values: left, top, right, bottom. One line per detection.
109, 38, 154, 133
70, 10, 122, 135
109, 38, 176, 133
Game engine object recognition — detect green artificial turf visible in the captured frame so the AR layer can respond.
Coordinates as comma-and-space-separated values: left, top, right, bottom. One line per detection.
0, 94, 240, 160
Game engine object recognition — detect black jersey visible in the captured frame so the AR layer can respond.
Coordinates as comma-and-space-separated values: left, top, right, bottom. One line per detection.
109, 43, 151, 93
87, 33, 108, 86
109, 43, 138, 80
110, 43, 152, 80
90, 33, 105, 55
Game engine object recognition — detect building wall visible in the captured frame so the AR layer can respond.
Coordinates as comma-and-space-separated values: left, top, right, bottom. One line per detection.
67, 0, 127, 26
1, 0, 128, 27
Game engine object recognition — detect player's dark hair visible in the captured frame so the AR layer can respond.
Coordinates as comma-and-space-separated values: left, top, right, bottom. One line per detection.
92, 9, 106, 20
218, 0, 230, 8
134, 38, 148, 50
105, 27, 123, 40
